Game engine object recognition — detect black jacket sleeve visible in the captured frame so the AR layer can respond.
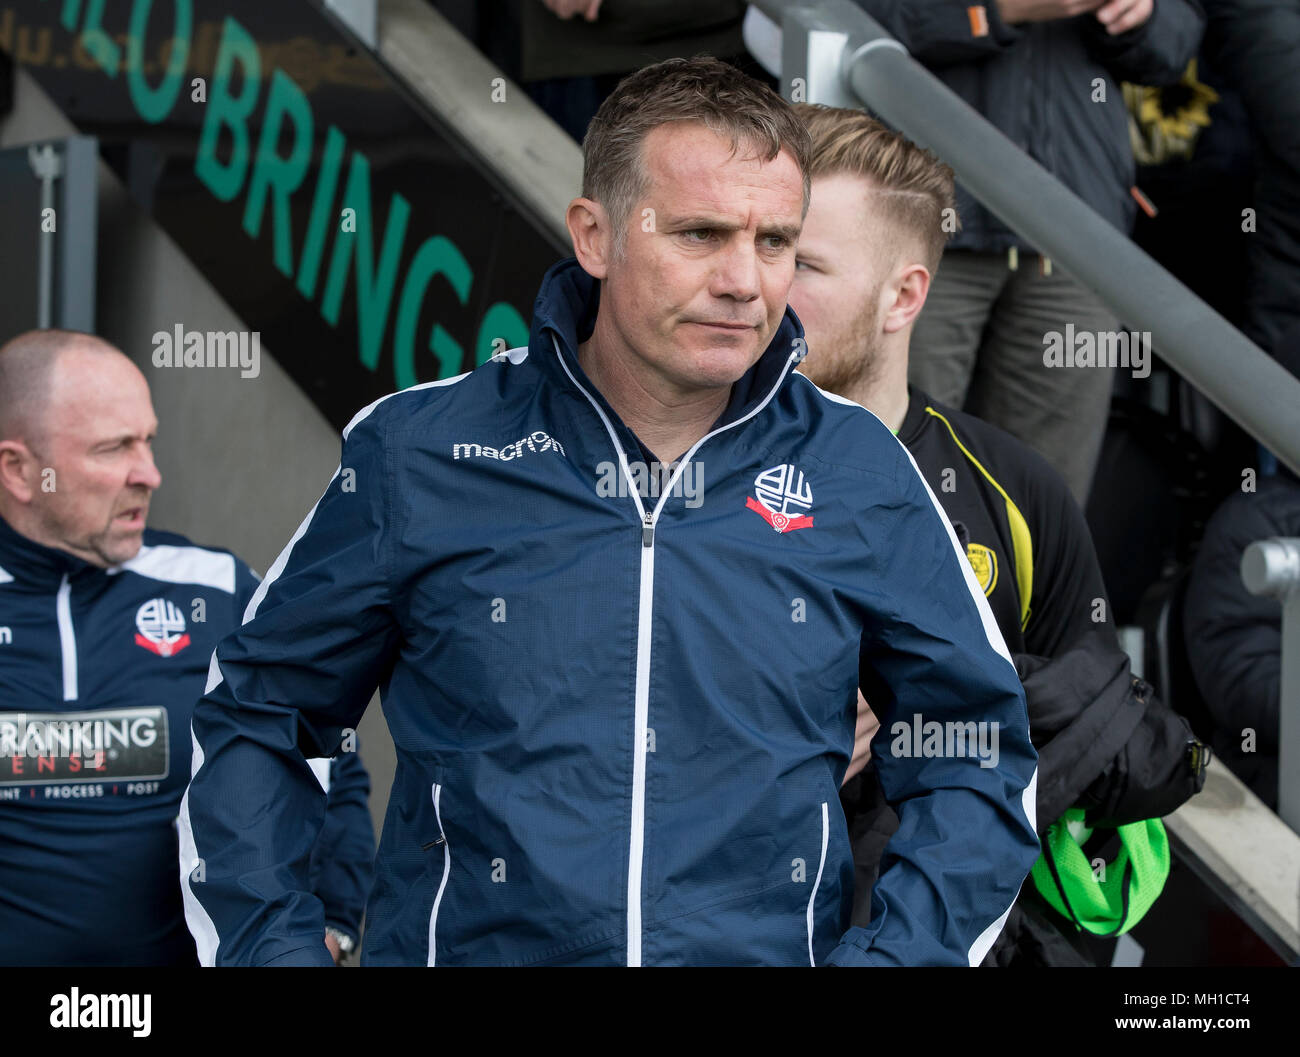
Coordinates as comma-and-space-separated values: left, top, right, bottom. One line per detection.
1014, 637, 1206, 832
851, 1, 1022, 66
1078, 679, 1208, 829
1018, 438, 1116, 658
1082, 0, 1206, 86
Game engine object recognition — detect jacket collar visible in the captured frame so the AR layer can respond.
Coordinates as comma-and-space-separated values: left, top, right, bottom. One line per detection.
898, 387, 934, 446
0, 512, 107, 591
528, 258, 807, 457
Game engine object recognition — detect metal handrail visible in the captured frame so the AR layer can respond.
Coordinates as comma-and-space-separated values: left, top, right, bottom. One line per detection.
1243, 538, 1300, 832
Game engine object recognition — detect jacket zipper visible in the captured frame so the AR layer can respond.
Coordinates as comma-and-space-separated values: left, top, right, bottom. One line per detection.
551, 333, 805, 966
426, 782, 451, 966
56, 574, 78, 701
806, 801, 829, 966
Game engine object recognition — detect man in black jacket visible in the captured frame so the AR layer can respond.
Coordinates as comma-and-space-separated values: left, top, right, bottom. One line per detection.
1183, 324, 1300, 808
789, 103, 1206, 964
845, 0, 1204, 504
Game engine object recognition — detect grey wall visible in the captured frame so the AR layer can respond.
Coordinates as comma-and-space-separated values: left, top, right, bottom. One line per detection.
1, 67, 398, 858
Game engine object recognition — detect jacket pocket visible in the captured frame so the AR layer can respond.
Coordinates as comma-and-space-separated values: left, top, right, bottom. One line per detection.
805, 800, 829, 967
425, 782, 451, 966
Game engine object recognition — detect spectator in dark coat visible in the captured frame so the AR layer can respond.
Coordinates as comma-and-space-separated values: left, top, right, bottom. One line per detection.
518, 1, 749, 141
1183, 323, 1300, 808
1199, 0, 1300, 358
840, 0, 1206, 504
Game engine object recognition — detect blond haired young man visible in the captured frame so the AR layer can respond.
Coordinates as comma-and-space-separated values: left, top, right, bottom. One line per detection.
789, 104, 1206, 966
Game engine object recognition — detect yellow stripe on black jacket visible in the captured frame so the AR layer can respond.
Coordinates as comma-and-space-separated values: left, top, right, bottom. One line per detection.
897, 389, 1110, 657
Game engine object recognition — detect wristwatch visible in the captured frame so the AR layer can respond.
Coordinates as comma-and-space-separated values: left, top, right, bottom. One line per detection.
326, 926, 357, 964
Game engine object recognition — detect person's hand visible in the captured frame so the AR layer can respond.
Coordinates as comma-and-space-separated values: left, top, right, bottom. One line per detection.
324, 931, 341, 964
540, 0, 604, 21
994, 0, 1104, 24
1094, 0, 1153, 34
841, 691, 881, 787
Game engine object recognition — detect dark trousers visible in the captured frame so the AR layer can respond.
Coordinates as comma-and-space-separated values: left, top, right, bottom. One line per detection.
909, 250, 1120, 504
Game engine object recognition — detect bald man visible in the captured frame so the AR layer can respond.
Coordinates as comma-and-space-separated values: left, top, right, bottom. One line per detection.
0, 330, 374, 966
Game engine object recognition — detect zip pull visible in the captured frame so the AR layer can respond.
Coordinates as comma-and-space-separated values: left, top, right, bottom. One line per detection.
422, 835, 446, 850
642, 511, 654, 548
1130, 184, 1158, 219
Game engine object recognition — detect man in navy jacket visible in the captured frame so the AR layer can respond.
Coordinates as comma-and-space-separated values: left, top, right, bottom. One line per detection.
183, 57, 1039, 967
0, 329, 374, 966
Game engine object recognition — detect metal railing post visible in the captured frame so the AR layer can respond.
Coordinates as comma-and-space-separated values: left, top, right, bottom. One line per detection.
776, 2, 869, 110
1242, 538, 1300, 832
27, 143, 63, 330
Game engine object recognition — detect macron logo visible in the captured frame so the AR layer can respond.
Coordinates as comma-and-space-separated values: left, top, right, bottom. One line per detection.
50, 989, 151, 1037
453, 431, 566, 462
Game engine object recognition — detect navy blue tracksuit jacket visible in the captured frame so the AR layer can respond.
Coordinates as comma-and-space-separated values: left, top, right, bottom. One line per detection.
0, 520, 373, 965
182, 258, 1039, 966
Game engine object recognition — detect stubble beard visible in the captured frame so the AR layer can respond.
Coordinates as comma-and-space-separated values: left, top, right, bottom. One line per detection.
799, 291, 885, 400
41, 494, 148, 568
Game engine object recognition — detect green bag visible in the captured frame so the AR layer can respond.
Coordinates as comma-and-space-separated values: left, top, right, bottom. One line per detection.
1030, 808, 1170, 936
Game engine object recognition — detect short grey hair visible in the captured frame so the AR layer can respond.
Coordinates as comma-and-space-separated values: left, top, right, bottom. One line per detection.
582, 57, 812, 259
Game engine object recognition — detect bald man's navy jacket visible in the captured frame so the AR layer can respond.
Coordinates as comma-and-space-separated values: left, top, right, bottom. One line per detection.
0, 519, 373, 965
